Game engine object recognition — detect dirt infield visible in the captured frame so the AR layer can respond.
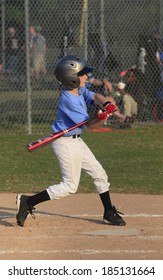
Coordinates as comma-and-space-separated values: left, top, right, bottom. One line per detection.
0, 192, 163, 260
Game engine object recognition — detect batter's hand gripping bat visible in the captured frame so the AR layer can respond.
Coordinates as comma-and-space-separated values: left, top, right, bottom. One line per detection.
27, 119, 88, 152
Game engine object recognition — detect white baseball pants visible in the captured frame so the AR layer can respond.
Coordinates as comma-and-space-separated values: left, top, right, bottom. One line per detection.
47, 136, 110, 200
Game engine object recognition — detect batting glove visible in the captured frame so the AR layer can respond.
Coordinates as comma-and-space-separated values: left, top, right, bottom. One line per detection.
97, 109, 109, 120
103, 101, 117, 114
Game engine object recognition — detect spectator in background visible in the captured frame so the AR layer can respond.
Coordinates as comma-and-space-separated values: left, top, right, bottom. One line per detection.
137, 34, 161, 119
86, 73, 134, 128
157, 46, 163, 121
88, 32, 106, 80
123, 67, 146, 120
59, 18, 75, 58
88, 32, 119, 85
151, 41, 163, 122
117, 82, 138, 119
86, 72, 113, 94
5, 27, 22, 89
29, 25, 37, 78
32, 26, 47, 82
157, 44, 163, 82
105, 50, 119, 78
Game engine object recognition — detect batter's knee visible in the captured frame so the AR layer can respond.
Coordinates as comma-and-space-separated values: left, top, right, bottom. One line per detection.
93, 168, 110, 194
47, 181, 78, 200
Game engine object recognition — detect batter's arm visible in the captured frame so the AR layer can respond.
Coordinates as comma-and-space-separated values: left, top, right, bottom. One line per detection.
92, 93, 115, 109
86, 117, 104, 129
92, 93, 107, 107
92, 93, 117, 114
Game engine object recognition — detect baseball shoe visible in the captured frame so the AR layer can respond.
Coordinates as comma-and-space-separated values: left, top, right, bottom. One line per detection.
16, 194, 35, 227
103, 206, 126, 226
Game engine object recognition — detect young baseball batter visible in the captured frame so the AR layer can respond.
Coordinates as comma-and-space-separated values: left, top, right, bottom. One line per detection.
16, 55, 126, 227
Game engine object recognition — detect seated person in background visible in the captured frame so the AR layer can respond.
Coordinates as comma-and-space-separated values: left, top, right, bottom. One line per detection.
87, 74, 113, 93
87, 74, 134, 127
123, 67, 146, 120
117, 82, 138, 119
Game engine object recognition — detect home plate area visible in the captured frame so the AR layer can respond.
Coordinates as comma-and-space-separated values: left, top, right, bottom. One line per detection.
0, 192, 163, 260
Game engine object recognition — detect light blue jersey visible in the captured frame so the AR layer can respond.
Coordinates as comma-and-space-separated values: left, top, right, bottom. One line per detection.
52, 86, 95, 136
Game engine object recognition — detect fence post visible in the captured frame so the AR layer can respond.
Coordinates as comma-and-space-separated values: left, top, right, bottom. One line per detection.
25, 0, 32, 134
160, 0, 163, 39
1, 0, 5, 68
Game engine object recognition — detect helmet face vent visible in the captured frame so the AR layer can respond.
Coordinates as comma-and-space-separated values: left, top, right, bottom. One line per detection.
70, 62, 76, 68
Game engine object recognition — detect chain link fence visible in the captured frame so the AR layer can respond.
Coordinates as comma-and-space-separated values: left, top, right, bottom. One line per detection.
0, 0, 163, 134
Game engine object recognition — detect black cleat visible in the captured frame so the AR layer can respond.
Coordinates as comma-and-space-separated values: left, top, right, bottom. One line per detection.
16, 194, 35, 227
103, 206, 126, 226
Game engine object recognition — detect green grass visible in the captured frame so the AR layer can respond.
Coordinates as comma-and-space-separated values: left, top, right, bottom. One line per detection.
0, 124, 163, 194
0, 90, 59, 133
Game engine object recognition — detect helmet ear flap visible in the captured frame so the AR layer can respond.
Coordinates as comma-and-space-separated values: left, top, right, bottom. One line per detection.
64, 74, 80, 90
54, 55, 94, 90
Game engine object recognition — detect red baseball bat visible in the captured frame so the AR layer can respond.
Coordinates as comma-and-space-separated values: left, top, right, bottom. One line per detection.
27, 119, 88, 152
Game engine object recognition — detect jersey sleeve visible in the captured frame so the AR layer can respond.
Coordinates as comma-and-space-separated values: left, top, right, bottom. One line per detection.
81, 87, 95, 106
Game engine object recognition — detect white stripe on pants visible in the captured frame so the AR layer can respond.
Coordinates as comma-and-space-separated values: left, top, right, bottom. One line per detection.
47, 136, 110, 200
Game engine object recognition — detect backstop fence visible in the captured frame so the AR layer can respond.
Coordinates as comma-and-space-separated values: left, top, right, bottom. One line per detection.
0, 0, 163, 134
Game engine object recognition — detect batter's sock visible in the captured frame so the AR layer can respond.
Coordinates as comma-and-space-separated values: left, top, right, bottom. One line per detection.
27, 190, 50, 207
99, 191, 113, 211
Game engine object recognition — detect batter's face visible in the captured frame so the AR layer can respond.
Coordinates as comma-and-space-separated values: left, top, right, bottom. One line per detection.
79, 74, 87, 87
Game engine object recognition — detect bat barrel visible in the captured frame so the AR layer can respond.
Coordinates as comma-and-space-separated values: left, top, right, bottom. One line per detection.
27, 119, 88, 152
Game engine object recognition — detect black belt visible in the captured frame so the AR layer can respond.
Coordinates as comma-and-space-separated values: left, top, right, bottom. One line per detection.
72, 134, 80, 139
